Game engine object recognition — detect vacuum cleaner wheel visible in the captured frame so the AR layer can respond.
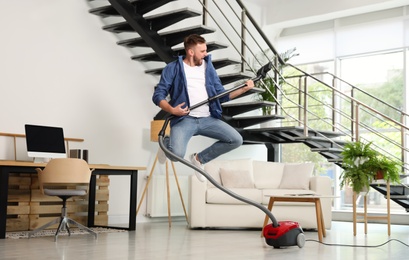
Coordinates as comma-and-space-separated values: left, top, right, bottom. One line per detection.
296, 233, 305, 248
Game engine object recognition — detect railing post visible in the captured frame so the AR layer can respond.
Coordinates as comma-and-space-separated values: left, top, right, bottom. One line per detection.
350, 87, 355, 141
241, 8, 246, 72
202, 0, 207, 25
298, 76, 302, 127
332, 76, 336, 132
354, 103, 360, 142
401, 113, 405, 169
303, 76, 308, 136
274, 55, 280, 115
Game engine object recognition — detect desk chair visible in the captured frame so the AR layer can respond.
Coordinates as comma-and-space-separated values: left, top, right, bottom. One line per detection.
28, 158, 97, 241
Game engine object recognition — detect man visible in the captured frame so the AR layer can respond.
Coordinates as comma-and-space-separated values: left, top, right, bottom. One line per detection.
152, 34, 254, 181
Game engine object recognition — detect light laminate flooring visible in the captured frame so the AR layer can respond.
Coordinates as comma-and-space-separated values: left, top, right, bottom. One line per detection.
0, 221, 408, 260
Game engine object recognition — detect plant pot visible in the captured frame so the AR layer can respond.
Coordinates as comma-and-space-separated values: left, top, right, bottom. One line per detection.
375, 170, 384, 180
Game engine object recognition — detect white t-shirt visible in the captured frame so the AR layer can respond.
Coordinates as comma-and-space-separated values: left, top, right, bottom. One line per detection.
183, 61, 210, 117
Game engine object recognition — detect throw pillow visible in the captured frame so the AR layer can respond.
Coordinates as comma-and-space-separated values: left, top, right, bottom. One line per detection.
219, 167, 254, 188
253, 161, 285, 189
278, 163, 314, 190
204, 159, 253, 188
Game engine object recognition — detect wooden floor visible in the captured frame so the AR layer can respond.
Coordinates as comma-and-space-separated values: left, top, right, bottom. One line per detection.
1, 221, 408, 259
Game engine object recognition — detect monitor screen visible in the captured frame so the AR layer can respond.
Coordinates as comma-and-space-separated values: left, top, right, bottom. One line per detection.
25, 124, 67, 162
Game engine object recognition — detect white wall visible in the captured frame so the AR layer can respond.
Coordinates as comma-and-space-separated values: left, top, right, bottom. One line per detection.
264, 0, 409, 26
0, 0, 267, 225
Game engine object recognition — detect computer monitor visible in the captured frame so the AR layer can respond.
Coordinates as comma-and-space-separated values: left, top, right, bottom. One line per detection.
25, 124, 67, 163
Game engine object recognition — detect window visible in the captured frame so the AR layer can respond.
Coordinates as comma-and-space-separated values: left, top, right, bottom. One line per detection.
337, 51, 405, 213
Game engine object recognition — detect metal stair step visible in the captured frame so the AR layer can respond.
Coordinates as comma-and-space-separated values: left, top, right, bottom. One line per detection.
89, 5, 120, 17
241, 127, 346, 146
160, 25, 216, 46
144, 58, 240, 75
310, 147, 344, 160
116, 25, 215, 48
132, 41, 228, 61
90, 0, 178, 18
103, 8, 201, 33
328, 158, 343, 162
103, 21, 132, 33
212, 59, 241, 70
228, 115, 285, 128
222, 101, 276, 116
310, 147, 343, 153
297, 137, 347, 150
388, 195, 409, 199
130, 0, 177, 16
370, 183, 409, 210
144, 8, 201, 31
219, 72, 251, 86
294, 130, 345, 139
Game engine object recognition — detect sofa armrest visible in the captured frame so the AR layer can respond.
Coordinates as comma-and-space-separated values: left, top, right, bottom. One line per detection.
309, 176, 332, 195
309, 176, 333, 229
188, 175, 207, 228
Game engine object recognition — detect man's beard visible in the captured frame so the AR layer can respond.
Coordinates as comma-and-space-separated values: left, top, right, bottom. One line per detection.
193, 56, 203, 66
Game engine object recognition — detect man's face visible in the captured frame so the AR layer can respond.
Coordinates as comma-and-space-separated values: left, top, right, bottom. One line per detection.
190, 43, 207, 66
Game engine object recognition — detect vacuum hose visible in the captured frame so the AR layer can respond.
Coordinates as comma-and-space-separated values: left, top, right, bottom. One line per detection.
157, 62, 279, 227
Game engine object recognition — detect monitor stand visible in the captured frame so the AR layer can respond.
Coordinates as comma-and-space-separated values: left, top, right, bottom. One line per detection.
33, 157, 51, 163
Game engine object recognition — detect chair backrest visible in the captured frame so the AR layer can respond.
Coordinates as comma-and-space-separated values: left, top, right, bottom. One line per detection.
36, 158, 92, 194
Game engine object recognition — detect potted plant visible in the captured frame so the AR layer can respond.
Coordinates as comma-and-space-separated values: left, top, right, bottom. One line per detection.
370, 155, 401, 184
257, 77, 276, 115
339, 141, 378, 193
253, 48, 299, 115
339, 140, 402, 193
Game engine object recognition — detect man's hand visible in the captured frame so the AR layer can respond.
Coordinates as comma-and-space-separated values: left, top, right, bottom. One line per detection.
159, 100, 190, 116
243, 79, 255, 91
171, 102, 190, 116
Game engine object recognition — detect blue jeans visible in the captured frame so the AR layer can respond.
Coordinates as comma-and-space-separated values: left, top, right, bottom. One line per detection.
165, 116, 243, 164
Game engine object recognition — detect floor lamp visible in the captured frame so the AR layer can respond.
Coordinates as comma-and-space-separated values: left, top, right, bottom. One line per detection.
136, 120, 189, 227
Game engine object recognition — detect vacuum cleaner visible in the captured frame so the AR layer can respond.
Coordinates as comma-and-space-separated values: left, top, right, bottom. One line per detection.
157, 62, 305, 248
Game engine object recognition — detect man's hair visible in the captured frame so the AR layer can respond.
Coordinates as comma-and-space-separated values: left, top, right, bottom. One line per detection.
184, 34, 206, 50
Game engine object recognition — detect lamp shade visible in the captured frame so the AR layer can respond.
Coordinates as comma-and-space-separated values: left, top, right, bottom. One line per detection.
150, 120, 170, 142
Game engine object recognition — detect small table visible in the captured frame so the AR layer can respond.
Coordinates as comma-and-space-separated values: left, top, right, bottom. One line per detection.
352, 181, 391, 236
262, 194, 334, 242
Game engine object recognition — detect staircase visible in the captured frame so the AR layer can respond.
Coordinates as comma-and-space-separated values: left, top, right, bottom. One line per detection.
87, 0, 409, 211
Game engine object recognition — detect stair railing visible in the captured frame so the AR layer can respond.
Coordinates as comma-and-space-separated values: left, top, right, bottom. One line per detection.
199, 1, 409, 173
282, 65, 409, 173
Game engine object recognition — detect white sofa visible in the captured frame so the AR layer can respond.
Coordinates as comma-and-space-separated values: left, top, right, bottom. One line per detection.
188, 159, 333, 230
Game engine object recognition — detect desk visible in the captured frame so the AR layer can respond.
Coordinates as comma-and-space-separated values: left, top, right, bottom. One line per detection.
0, 160, 146, 239
262, 195, 334, 242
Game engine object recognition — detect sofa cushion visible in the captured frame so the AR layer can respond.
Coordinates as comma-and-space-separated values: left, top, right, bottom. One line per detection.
253, 161, 285, 189
278, 163, 314, 190
206, 187, 262, 204
204, 159, 253, 188
220, 168, 254, 188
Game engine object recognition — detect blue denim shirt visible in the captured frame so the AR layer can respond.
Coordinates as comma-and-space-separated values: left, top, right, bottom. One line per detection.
152, 55, 230, 127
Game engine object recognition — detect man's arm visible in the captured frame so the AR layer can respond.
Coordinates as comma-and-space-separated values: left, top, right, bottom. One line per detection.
229, 80, 255, 99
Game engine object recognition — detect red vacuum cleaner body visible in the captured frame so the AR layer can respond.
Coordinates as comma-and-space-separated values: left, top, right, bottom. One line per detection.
263, 221, 305, 248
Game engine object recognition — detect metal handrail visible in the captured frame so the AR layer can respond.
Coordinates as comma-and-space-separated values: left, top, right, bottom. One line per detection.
283, 65, 409, 171
305, 71, 409, 119
199, 0, 408, 171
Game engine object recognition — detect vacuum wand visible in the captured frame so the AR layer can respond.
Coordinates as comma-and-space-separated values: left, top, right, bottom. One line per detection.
189, 61, 273, 111
158, 61, 273, 137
